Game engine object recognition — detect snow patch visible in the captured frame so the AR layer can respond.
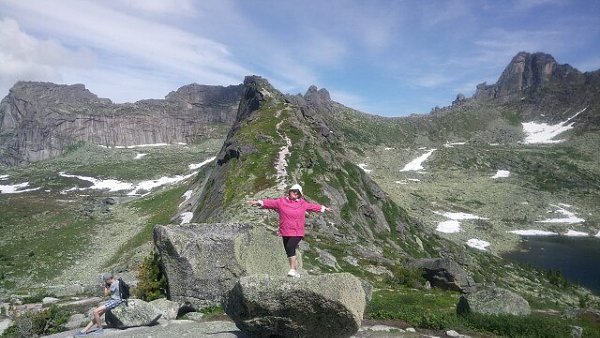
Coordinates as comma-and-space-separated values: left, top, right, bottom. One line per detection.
444, 141, 466, 148
596, 230, 600, 238
436, 212, 485, 220
180, 212, 193, 225
522, 107, 586, 144
537, 204, 585, 224
0, 182, 40, 194
60, 171, 197, 196
179, 190, 194, 208
358, 163, 372, 173
395, 178, 420, 184
400, 149, 436, 172
182, 190, 193, 200
274, 119, 293, 191
508, 230, 558, 236
127, 173, 196, 196
436, 220, 461, 233
434, 211, 486, 234
101, 143, 186, 149
60, 173, 134, 192
0, 175, 9, 180
492, 170, 510, 178
466, 239, 490, 251
188, 156, 216, 170
135, 153, 147, 159
564, 230, 588, 237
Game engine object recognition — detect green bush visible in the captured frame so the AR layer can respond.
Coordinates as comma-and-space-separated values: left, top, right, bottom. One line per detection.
135, 253, 167, 301
199, 305, 224, 319
366, 287, 586, 337
2, 305, 71, 337
386, 265, 427, 288
462, 312, 572, 338
545, 269, 569, 288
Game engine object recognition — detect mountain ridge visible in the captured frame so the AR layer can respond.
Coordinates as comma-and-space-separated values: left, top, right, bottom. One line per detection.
0, 81, 244, 165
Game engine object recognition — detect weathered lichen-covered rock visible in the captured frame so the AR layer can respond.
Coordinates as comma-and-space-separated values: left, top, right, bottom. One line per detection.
149, 298, 180, 320
154, 223, 291, 308
411, 257, 477, 293
223, 273, 366, 338
456, 287, 531, 316
105, 299, 162, 328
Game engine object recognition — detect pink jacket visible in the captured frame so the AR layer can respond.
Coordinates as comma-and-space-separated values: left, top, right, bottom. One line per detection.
260, 197, 324, 236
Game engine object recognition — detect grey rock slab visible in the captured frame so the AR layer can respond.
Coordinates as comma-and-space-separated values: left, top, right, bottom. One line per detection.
224, 273, 366, 338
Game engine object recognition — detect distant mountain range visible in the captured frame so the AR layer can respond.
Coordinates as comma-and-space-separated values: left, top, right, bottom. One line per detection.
1, 52, 598, 166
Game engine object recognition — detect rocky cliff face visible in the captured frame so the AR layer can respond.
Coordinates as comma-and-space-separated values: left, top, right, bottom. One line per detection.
0, 81, 244, 165
473, 52, 585, 103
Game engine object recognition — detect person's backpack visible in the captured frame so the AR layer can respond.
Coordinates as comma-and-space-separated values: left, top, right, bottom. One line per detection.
118, 277, 131, 300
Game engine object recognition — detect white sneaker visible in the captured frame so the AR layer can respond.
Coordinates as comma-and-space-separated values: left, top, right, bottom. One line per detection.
287, 269, 300, 278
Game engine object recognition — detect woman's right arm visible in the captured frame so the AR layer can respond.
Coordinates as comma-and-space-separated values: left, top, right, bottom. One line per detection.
247, 198, 279, 209
247, 200, 262, 207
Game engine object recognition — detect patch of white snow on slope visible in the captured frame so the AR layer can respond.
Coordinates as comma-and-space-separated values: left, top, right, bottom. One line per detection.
522, 107, 586, 144
400, 149, 436, 172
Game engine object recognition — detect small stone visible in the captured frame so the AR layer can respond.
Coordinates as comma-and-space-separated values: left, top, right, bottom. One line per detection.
42, 297, 60, 305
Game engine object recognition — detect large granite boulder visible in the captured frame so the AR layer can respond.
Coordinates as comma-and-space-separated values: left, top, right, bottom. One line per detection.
456, 287, 531, 316
154, 223, 291, 307
223, 273, 366, 338
410, 257, 476, 293
105, 299, 162, 328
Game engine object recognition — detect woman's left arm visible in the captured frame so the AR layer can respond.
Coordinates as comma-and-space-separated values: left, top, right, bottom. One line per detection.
305, 201, 332, 213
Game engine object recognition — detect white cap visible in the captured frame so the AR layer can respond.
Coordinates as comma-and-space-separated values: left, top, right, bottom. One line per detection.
288, 184, 303, 195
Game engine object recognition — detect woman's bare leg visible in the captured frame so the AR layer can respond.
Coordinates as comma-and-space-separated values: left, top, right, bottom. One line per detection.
289, 255, 298, 270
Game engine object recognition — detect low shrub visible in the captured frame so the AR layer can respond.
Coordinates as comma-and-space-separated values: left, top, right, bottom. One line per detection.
199, 305, 224, 319
135, 253, 167, 301
1, 305, 71, 337
386, 265, 427, 289
366, 287, 589, 337
461, 312, 572, 337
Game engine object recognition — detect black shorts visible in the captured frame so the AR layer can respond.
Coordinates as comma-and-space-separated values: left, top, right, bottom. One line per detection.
282, 236, 303, 257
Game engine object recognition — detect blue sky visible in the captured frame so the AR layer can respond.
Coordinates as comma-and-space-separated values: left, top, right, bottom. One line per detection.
1, 0, 598, 116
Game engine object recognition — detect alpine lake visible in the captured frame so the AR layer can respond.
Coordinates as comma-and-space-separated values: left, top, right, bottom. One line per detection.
502, 235, 600, 295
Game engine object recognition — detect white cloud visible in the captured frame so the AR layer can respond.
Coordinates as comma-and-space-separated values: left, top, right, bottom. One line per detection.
0, 0, 249, 101
0, 1, 597, 115
0, 17, 95, 95
116, 0, 198, 17
473, 28, 565, 65
412, 73, 455, 88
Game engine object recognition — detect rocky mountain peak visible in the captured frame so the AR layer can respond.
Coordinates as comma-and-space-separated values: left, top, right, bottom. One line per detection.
165, 82, 244, 106
7, 81, 110, 105
474, 51, 581, 102
305, 85, 331, 102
